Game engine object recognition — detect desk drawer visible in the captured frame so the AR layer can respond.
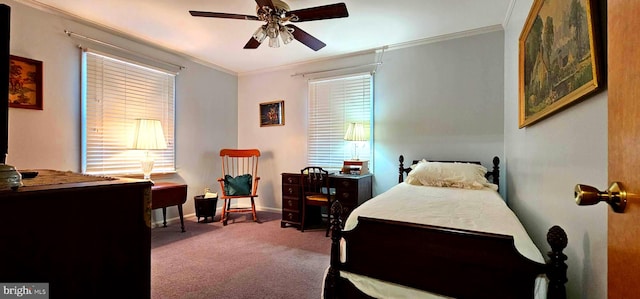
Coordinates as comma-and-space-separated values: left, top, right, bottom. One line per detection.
282, 197, 299, 211
282, 210, 299, 223
282, 185, 300, 197
282, 174, 301, 185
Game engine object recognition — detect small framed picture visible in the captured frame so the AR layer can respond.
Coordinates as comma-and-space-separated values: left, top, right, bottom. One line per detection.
259, 100, 284, 127
9, 55, 43, 110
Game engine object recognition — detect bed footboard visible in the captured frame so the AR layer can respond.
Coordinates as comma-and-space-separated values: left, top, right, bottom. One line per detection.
324, 200, 568, 299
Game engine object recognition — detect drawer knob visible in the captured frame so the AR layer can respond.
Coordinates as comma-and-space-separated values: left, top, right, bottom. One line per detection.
341, 192, 350, 198
288, 187, 293, 194
288, 212, 293, 220
288, 178, 293, 183
288, 199, 293, 207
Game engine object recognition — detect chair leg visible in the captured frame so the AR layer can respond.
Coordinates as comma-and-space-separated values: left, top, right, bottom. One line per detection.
221, 199, 228, 226
250, 197, 258, 222
301, 201, 306, 232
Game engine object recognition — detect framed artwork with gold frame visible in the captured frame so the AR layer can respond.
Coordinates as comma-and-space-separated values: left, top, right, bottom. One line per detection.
518, 0, 602, 128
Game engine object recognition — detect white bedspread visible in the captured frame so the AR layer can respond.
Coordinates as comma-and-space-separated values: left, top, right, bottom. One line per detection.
334, 182, 547, 299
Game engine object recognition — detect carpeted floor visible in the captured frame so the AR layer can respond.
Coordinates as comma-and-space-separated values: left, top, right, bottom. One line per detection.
151, 211, 331, 299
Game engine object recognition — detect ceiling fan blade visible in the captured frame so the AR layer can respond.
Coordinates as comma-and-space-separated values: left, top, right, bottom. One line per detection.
244, 37, 262, 49
286, 3, 348, 22
190, 11, 260, 21
287, 25, 326, 51
255, 0, 275, 10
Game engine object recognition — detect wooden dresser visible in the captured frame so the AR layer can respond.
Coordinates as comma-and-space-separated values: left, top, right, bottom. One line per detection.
0, 170, 152, 299
281, 172, 372, 229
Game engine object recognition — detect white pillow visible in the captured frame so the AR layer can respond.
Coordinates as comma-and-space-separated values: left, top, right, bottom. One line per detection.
406, 160, 497, 191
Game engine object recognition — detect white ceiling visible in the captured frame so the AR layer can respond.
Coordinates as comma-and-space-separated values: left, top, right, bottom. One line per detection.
24, 0, 514, 74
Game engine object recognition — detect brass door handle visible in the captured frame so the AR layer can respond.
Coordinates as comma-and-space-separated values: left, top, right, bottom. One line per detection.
575, 182, 627, 213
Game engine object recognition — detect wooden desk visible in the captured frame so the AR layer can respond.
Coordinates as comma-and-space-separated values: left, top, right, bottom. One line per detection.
152, 182, 187, 232
280, 173, 372, 229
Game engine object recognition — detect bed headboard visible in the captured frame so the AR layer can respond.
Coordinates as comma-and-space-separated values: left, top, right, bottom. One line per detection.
398, 155, 500, 189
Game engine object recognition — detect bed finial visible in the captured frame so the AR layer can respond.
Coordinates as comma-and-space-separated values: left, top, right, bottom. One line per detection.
492, 156, 500, 187
399, 155, 405, 183
546, 225, 568, 299
324, 200, 344, 299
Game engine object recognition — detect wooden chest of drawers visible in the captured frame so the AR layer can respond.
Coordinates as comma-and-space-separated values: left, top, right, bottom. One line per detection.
280, 172, 372, 229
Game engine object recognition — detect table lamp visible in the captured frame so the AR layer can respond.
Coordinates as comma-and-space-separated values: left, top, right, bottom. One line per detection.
130, 119, 167, 181
343, 122, 366, 160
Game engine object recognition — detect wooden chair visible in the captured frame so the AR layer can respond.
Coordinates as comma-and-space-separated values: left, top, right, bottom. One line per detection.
300, 166, 332, 236
217, 149, 260, 226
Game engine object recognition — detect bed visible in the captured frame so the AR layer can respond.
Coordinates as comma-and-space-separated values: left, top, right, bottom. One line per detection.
323, 155, 568, 299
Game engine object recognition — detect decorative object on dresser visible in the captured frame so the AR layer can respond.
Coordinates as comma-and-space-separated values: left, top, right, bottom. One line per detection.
0, 170, 152, 298
300, 166, 332, 236
340, 160, 368, 175
280, 172, 372, 230
130, 119, 168, 181
323, 155, 568, 299
151, 182, 187, 232
217, 149, 261, 225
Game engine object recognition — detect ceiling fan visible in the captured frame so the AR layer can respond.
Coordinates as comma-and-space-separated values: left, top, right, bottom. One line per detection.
189, 0, 349, 51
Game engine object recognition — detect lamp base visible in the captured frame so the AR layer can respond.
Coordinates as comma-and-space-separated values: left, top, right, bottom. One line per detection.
140, 153, 155, 181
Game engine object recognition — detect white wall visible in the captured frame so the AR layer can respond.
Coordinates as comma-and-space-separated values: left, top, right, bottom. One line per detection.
238, 30, 505, 209
504, 1, 608, 298
4, 0, 238, 224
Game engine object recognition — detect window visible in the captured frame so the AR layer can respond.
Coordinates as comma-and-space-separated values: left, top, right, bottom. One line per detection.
81, 49, 176, 176
307, 73, 373, 170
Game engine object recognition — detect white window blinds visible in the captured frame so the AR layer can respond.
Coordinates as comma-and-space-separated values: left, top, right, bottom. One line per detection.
82, 50, 176, 176
308, 73, 373, 169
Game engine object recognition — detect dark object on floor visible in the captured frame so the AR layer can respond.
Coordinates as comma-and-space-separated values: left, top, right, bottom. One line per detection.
194, 194, 218, 223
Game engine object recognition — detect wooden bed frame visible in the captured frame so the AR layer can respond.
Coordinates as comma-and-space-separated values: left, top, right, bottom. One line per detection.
323, 155, 568, 299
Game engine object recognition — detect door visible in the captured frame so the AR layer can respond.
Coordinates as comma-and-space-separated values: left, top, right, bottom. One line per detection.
608, 0, 640, 297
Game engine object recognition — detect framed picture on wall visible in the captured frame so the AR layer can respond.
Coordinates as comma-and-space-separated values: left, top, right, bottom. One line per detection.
8, 55, 43, 110
518, 0, 602, 128
259, 100, 284, 127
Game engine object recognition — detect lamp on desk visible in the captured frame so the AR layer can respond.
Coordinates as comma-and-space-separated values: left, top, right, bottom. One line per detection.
343, 122, 367, 160
130, 119, 167, 181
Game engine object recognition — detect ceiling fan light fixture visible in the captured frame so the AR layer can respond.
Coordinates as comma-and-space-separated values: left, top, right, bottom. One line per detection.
280, 26, 294, 44
269, 35, 280, 48
266, 22, 279, 39
252, 25, 268, 43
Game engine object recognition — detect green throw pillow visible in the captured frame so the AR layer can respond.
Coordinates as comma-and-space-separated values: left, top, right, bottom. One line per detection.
224, 174, 252, 196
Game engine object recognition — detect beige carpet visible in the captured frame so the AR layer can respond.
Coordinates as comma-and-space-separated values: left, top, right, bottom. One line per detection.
151, 211, 331, 299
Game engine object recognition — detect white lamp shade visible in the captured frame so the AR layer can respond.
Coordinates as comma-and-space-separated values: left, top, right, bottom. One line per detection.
130, 119, 167, 150
344, 122, 367, 141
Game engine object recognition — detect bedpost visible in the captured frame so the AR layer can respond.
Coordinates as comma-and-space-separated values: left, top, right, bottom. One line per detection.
399, 155, 405, 183
492, 156, 500, 186
546, 225, 568, 299
324, 200, 344, 299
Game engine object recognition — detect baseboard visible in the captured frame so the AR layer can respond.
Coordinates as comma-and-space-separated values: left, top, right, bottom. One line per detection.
150, 206, 281, 228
